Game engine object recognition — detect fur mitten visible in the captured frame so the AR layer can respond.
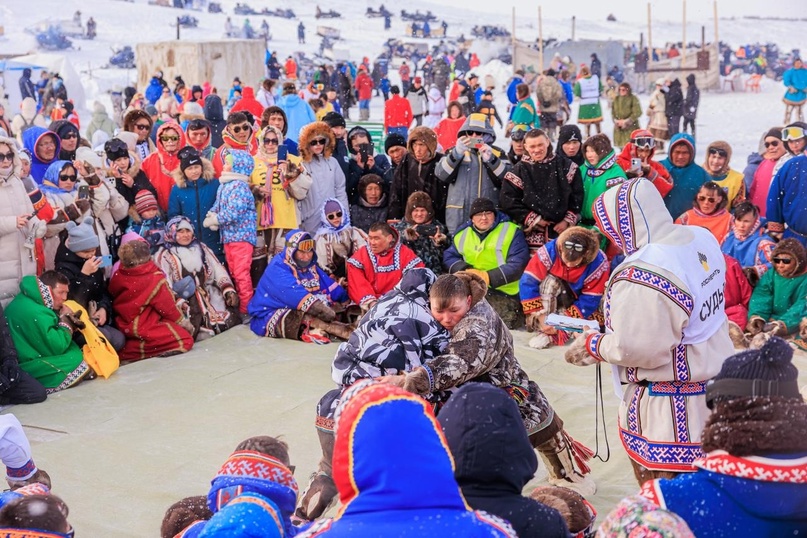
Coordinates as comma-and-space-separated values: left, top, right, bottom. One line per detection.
564, 331, 598, 366
402, 367, 431, 395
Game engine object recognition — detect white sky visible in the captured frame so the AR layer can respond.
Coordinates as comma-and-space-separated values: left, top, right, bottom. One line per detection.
426, 0, 799, 23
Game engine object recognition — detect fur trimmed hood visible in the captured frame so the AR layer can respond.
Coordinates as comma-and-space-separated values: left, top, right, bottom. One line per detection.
298, 121, 335, 162
118, 238, 152, 268
703, 140, 733, 176
456, 271, 488, 307
123, 109, 154, 132
407, 126, 438, 160
557, 226, 601, 266
171, 157, 216, 188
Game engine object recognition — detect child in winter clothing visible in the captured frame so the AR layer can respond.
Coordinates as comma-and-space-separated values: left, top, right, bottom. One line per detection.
580, 134, 627, 248
314, 198, 368, 278
203, 150, 257, 314
675, 181, 731, 244
723, 254, 752, 333
746, 238, 807, 345
109, 238, 194, 361
126, 190, 165, 253
721, 201, 775, 286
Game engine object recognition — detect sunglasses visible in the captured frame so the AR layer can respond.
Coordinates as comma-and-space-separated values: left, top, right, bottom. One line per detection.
697, 195, 717, 203
310, 138, 327, 147
134, 123, 151, 131
160, 136, 180, 142
0, 152, 14, 162
782, 126, 806, 141
764, 140, 780, 148
263, 138, 279, 145
564, 241, 584, 252
295, 239, 315, 252
231, 124, 252, 134
327, 211, 343, 220
59, 174, 78, 182
62, 132, 78, 139
708, 147, 728, 158
772, 257, 793, 265
632, 137, 655, 149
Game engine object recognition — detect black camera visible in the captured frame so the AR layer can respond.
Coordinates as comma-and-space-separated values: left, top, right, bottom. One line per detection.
415, 224, 438, 237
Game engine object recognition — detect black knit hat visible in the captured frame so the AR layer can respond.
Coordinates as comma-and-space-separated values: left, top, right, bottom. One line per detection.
765, 127, 783, 141
469, 197, 496, 217
557, 124, 582, 146
104, 138, 129, 162
384, 133, 407, 154
178, 147, 202, 172
322, 111, 346, 129
706, 336, 801, 408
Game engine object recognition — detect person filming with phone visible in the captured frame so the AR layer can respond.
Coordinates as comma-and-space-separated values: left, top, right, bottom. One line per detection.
53, 217, 125, 351
345, 126, 390, 205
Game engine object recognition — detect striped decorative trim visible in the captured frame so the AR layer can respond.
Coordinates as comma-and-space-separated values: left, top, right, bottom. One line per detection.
585, 332, 605, 362
693, 451, 807, 484
5, 459, 37, 481
612, 267, 694, 316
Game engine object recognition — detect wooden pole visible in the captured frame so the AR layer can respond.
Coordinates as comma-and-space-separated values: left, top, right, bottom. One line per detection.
512, 6, 516, 74
538, 5, 544, 72
176, 17, 181, 40
682, 0, 687, 66
647, 3, 652, 70
572, 16, 576, 41
713, 0, 719, 44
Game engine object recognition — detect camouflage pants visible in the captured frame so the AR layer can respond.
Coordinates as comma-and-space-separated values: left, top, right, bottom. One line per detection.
486, 289, 525, 330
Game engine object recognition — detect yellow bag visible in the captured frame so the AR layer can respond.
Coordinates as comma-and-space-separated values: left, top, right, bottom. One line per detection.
63, 300, 120, 379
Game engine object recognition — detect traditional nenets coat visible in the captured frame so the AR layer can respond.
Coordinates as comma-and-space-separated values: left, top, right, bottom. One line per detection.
568, 179, 734, 481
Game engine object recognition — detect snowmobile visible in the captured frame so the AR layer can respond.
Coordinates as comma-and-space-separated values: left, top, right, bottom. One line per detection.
178, 15, 199, 28
315, 6, 342, 19
36, 28, 72, 51
366, 6, 392, 18
109, 46, 136, 69
234, 3, 257, 15
208, 2, 222, 13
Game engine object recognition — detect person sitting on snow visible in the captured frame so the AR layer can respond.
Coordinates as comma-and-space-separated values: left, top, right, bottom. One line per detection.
248, 230, 352, 343
520, 226, 608, 350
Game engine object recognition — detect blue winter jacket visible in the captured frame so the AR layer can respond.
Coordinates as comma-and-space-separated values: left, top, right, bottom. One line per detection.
276, 94, 316, 143
783, 66, 807, 104
211, 173, 257, 246
660, 132, 711, 220
767, 154, 807, 243
248, 230, 347, 336
145, 78, 163, 105
23, 127, 61, 184
167, 159, 223, 260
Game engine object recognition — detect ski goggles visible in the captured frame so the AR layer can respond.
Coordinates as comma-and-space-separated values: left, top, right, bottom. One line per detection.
782, 126, 806, 141
631, 136, 655, 149
294, 239, 315, 253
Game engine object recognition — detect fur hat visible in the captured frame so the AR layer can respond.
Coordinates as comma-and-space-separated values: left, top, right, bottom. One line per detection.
407, 126, 438, 159
358, 173, 384, 200
597, 495, 694, 538
118, 239, 152, 268
581, 133, 613, 160
455, 271, 488, 306
703, 336, 807, 456
322, 111, 346, 129
772, 238, 807, 274
298, 121, 335, 162
405, 191, 434, 222
123, 109, 153, 132
66, 217, 99, 253
703, 140, 733, 174
529, 485, 596, 535
134, 190, 159, 215
469, 197, 496, 217
556, 226, 600, 266
384, 133, 407, 154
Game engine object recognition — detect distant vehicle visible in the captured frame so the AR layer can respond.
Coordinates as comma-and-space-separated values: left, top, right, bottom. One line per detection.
109, 46, 136, 69
400, 9, 437, 22
260, 7, 295, 19
234, 3, 257, 15
366, 6, 393, 18
178, 15, 198, 28
315, 6, 341, 19
208, 2, 222, 13
36, 28, 72, 50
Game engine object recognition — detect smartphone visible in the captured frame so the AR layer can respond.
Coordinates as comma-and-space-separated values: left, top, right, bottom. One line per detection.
359, 143, 371, 161
97, 255, 113, 268
78, 185, 90, 199
277, 144, 288, 162
630, 157, 642, 170
469, 137, 484, 149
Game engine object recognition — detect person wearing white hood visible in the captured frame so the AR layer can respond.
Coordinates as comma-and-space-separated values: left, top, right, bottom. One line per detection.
9, 98, 47, 146
564, 179, 734, 486
425, 85, 446, 129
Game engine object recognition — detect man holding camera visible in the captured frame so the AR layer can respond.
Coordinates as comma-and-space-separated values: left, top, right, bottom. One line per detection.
435, 113, 510, 233
345, 126, 390, 205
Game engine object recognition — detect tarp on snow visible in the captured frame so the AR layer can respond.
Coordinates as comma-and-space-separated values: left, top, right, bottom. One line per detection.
1, 53, 87, 116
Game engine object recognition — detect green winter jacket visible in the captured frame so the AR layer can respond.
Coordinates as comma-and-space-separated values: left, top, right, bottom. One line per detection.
748, 269, 807, 333
5, 275, 85, 388
580, 150, 628, 223
511, 97, 540, 129
611, 94, 643, 147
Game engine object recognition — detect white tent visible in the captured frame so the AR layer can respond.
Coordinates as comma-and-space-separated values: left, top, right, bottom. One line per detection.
1, 53, 86, 117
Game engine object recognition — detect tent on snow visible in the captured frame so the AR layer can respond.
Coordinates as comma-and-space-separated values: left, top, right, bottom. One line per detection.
135, 40, 266, 96
0, 53, 87, 117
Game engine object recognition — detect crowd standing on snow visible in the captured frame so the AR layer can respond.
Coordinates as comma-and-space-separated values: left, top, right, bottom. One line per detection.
0, 38, 806, 536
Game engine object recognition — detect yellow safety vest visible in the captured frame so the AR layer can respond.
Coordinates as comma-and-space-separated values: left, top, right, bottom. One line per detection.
454, 222, 519, 295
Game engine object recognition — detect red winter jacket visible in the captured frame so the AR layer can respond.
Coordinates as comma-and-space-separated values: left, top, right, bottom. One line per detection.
616, 144, 674, 197
355, 72, 374, 101
346, 242, 423, 306
109, 260, 193, 361
384, 95, 413, 132
230, 86, 266, 120
724, 254, 752, 328
141, 123, 187, 212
